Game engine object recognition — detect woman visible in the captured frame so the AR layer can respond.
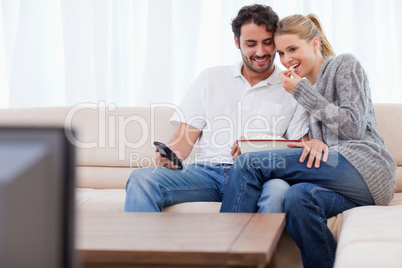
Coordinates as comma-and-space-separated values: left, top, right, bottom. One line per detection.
220, 14, 396, 268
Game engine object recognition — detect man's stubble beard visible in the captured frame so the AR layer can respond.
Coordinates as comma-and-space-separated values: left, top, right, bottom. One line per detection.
241, 51, 276, 74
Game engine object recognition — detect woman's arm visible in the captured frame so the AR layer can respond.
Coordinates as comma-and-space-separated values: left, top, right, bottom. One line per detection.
293, 55, 369, 140
287, 133, 329, 168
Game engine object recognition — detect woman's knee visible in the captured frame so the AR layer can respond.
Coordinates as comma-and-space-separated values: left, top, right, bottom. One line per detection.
284, 183, 317, 213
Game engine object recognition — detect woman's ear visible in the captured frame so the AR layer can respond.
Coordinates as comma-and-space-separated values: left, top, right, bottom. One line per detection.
312, 37, 320, 52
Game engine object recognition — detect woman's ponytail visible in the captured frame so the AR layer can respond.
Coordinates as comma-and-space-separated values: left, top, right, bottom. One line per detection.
307, 14, 335, 57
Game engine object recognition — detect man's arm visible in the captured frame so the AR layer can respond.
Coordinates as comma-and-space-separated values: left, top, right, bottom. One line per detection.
156, 123, 202, 169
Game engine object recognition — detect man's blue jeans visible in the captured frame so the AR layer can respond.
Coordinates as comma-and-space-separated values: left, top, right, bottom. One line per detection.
220, 148, 374, 268
124, 162, 289, 213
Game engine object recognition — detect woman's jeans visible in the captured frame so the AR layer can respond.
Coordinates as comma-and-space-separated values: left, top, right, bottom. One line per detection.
220, 148, 374, 268
124, 162, 289, 213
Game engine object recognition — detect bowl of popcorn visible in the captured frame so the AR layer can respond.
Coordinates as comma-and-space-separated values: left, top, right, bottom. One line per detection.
237, 134, 298, 153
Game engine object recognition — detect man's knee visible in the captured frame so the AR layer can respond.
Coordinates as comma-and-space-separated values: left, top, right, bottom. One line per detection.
126, 167, 160, 192
264, 179, 290, 196
257, 179, 289, 213
125, 167, 167, 212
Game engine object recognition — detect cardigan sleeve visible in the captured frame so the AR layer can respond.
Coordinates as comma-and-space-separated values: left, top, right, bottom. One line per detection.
292, 54, 369, 140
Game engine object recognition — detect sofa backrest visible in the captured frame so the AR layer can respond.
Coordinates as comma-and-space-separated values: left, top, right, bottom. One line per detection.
372, 104, 402, 193
0, 103, 401, 192
0, 105, 179, 188
0, 105, 177, 165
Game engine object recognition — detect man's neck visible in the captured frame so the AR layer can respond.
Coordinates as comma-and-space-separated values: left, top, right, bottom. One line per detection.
242, 65, 275, 87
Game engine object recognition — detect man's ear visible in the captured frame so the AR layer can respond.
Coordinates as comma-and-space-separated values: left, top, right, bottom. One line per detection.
234, 35, 240, 49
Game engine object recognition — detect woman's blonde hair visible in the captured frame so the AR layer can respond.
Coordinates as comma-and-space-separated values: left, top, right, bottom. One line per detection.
275, 14, 335, 58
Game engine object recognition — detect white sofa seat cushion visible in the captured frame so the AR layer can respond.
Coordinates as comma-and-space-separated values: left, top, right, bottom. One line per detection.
334, 204, 402, 268
76, 188, 126, 213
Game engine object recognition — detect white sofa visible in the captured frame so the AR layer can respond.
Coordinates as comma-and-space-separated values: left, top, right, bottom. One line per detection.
1, 103, 401, 268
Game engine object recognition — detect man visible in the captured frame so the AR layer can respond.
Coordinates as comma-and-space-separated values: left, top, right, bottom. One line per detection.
124, 4, 308, 212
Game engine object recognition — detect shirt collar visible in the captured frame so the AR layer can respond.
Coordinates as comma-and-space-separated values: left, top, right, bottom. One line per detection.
231, 62, 282, 85
266, 64, 282, 85
231, 62, 244, 78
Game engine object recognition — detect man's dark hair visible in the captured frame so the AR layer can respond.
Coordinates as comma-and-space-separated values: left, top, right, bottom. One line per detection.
231, 4, 279, 40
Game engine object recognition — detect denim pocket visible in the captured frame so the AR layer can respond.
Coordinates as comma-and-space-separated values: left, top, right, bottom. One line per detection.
222, 165, 232, 193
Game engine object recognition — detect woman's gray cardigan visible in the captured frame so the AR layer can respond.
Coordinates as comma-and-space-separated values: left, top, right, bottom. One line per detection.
292, 54, 396, 206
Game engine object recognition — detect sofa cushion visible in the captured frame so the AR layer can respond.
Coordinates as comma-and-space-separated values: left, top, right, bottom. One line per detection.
75, 188, 222, 214
334, 203, 402, 268
0, 106, 178, 168
76, 188, 126, 213
389, 192, 402, 206
375, 104, 402, 192
76, 166, 131, 189
375, 104, 402, 166
397, 167, 402, 193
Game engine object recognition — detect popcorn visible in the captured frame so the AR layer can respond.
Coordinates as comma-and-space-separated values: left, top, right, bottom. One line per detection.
287, 63, 299, 77
289, 63, 299, 70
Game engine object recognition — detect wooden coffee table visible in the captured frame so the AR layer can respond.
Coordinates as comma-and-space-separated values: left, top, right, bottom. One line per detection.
76, 212, 285, 268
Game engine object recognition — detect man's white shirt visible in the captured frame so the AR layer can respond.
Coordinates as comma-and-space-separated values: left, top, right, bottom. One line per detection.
171, 62, 308, 164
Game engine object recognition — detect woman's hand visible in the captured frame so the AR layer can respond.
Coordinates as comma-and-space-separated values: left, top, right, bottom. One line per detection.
287, 139, 329, 168
155, 148, 184, 169
279, 69, 303, 94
